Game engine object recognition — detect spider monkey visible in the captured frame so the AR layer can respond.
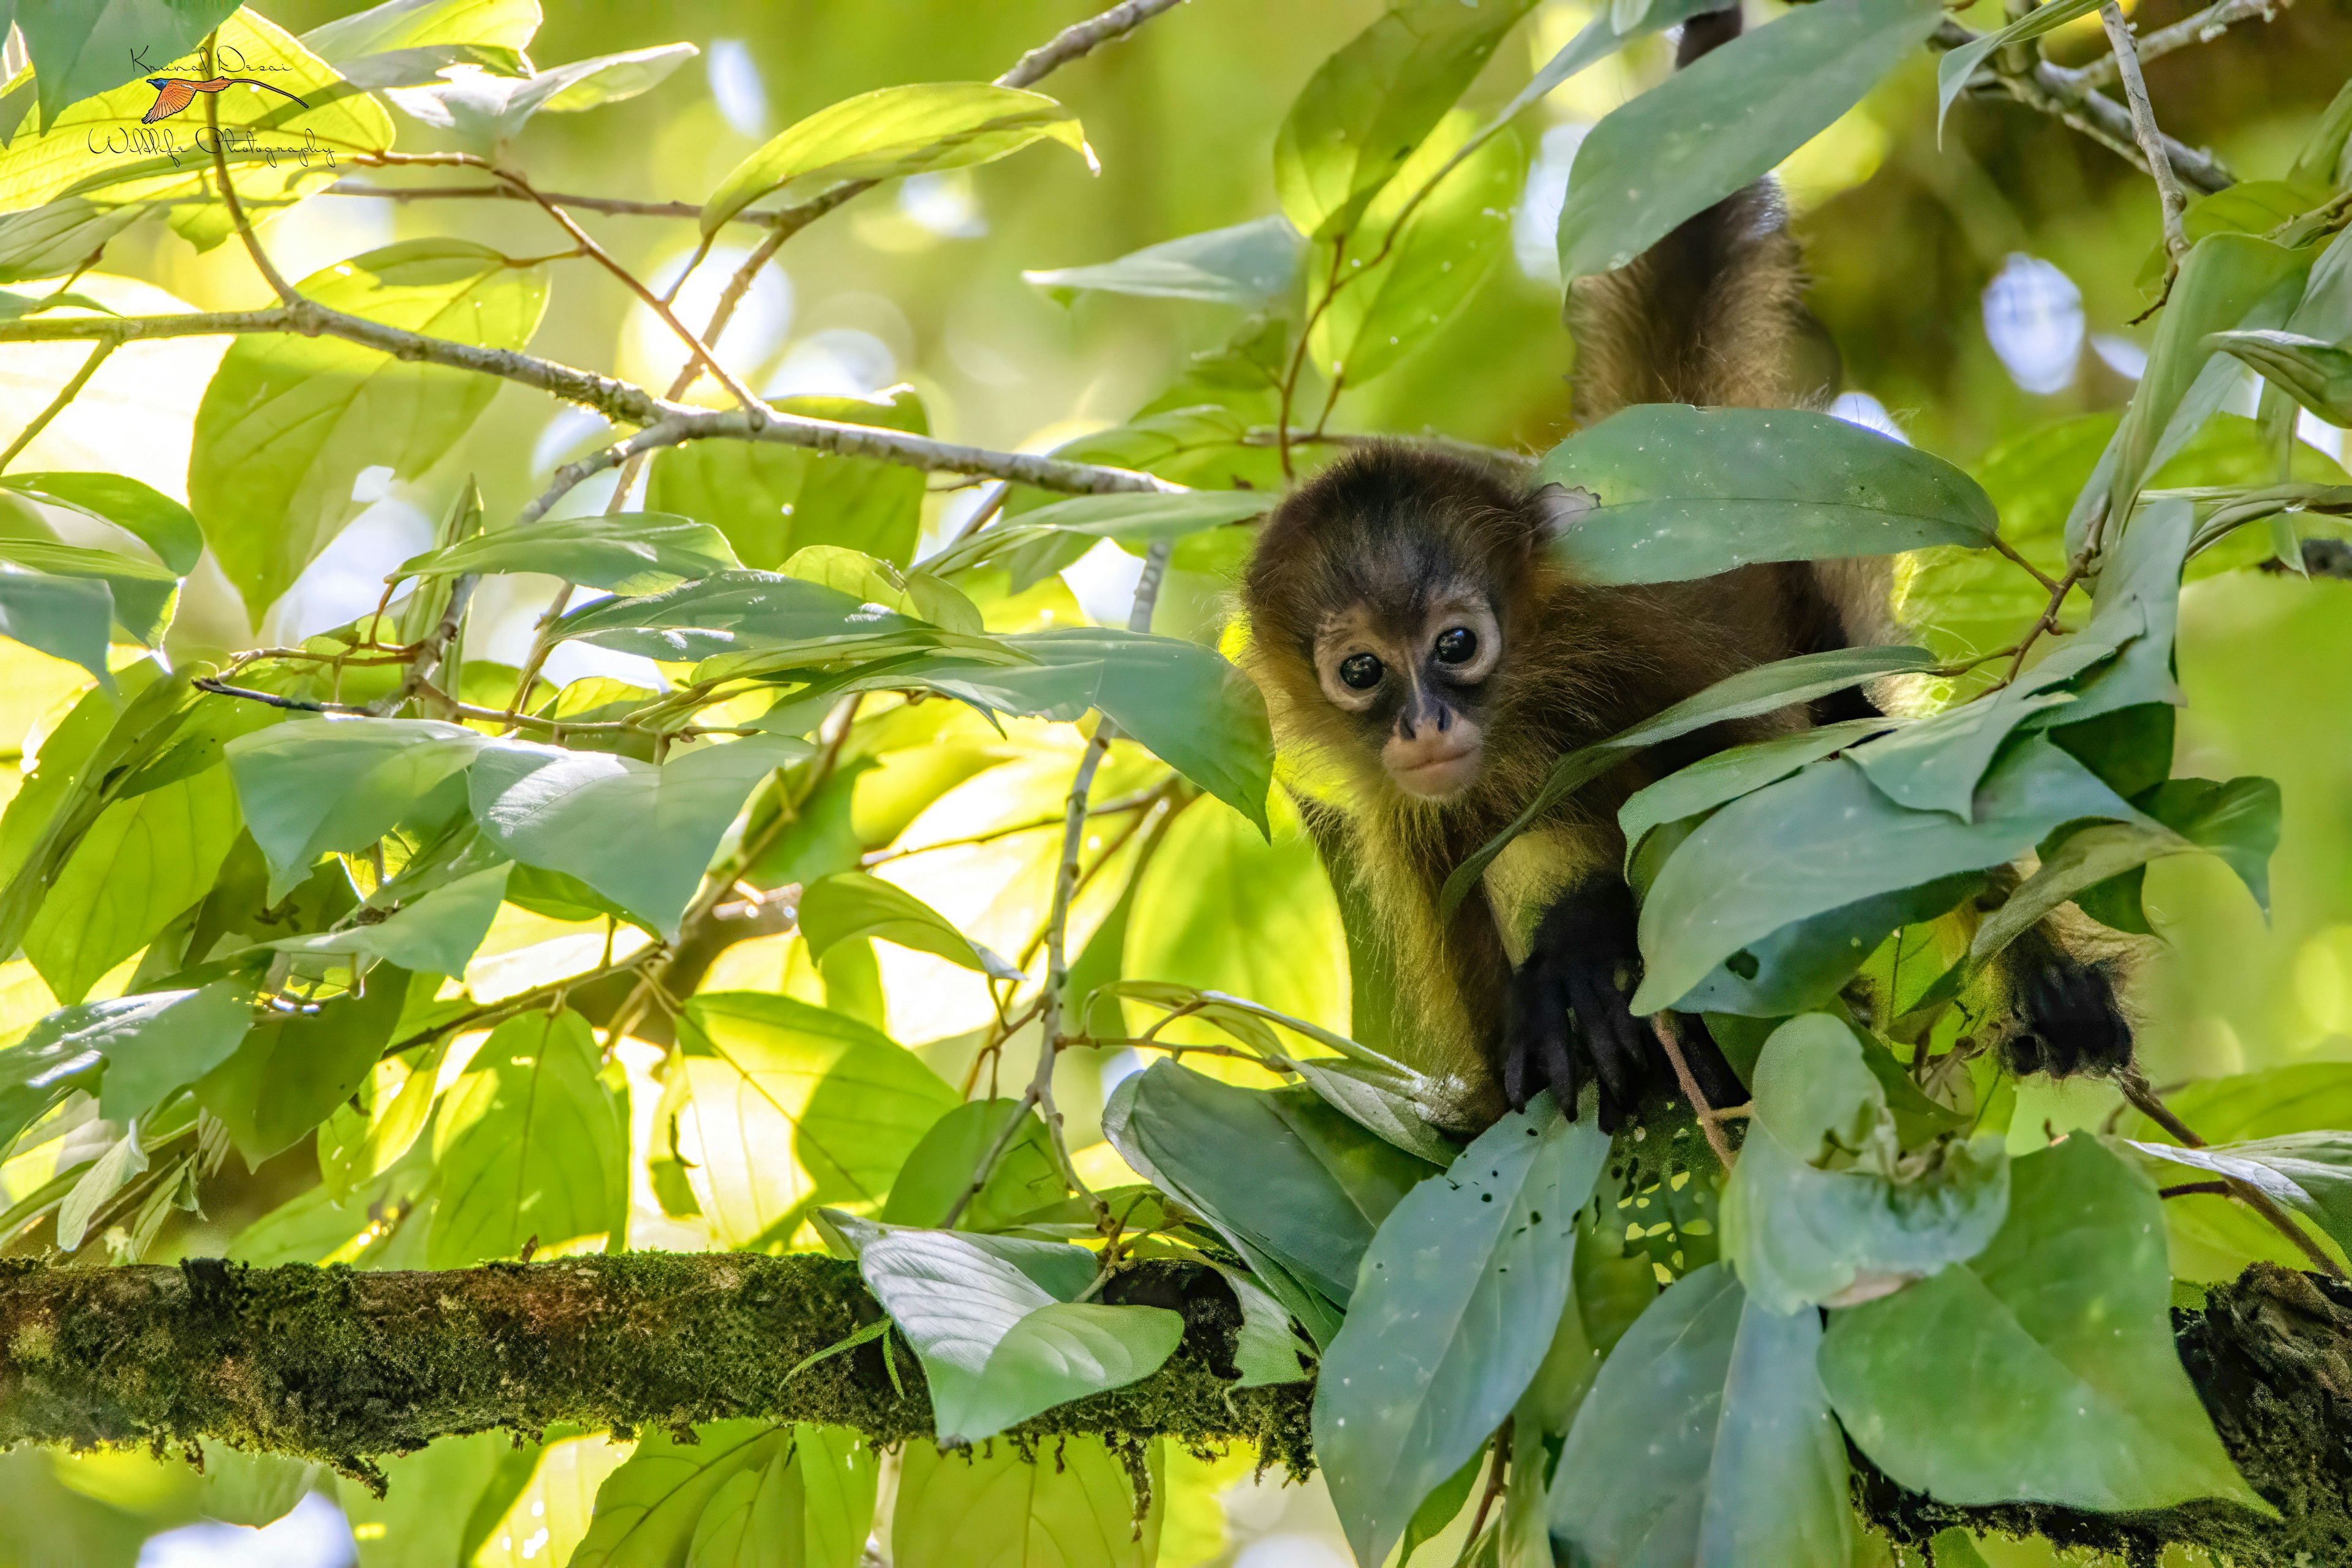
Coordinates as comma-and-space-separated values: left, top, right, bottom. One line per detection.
1237, 11, 2133, 1134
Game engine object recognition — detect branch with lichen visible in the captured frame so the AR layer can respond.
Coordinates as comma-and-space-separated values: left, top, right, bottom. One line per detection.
1, 1254, 2349, 1565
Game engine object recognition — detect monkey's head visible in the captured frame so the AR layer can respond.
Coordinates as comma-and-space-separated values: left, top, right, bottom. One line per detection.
1239, 444, 1584, 807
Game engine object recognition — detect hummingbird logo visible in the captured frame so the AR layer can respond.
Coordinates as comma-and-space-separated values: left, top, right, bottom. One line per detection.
140, 76, 307, 126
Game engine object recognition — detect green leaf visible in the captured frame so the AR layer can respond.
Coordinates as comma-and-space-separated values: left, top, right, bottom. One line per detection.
83, 981, 253, 1123
1207, 1261, 1315, 1389
197, 967, 416, 1166
16, 0, 239, 127
1501, 0, 1735, 136
1123, 793, 1349, 1059
2082, 235, 2311, 554
891, 1436, 1161, 1568
1820, 1137, 2261, 1512
429, 1009, 625, 1265
0, 472, 202, 575
270, 861, 511, 979
1932, 0, 2102, 138
1272, 0, 1539, 243
687, 1425, 875, 1568
799, 871, 1023, 981
1315, 1099, 1609, 1568
880, 1098, 1066, 1231
190, 241, 551, 617
560, 570, 932, 662
299, 0, 543, 66
394, 513, 738, 595
1630, 734, 2134, 1016
793, 630, 1276, 832
26, 765, 238, 1004
838, 1217, 1182, 1444
1023, 216, 1306, 306
1845, 634, 2127, 820
783, 547, 980, 633
469, 735, 809, 939
647, 390, 931, 570
1557, 0, 1940, 279
1550, 1265, 1853, 1568
673, 992, 956, 1245
567, 1421, 786, 1568
1311, 120, 1521, 387
702, 83, 1091, 237
1724, 1021, 2010, 1314
0, 575, 114, 685
225, 718, 488, 902
1444, 644, 1940, 916
2133, 1134, 2352, 1262
0, 525, 181, 648
0, 1000, 115, 1152
0, 199, 142, 285
1536, 407, 1997, 584
2207, 328, 2352, 428
337, 1432, 511, 1568
1618, 717, 1898, 872
385, 45, 698, 148
1104, 1061, 1441, 1335
197, 1449, 322, 1528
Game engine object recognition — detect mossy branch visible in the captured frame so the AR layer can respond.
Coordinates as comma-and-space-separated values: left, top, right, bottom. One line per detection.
0, 1253, 1308, 1491
4, 1255, 2350, 1562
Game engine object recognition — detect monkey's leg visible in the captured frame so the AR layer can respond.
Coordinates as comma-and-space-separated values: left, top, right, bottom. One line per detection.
1995, 919, 2134, 1078
1504, 875, 1745, 1130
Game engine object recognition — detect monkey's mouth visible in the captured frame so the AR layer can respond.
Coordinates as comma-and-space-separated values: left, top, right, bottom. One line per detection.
1389, 743, 1482, 798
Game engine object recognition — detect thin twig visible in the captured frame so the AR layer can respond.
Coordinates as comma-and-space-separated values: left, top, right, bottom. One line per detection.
861, 789, 1161, 867
0, 309, 1180, 497
193, 678, 369, 715
2100, 3, 2192, 276
2076, 0, 2284, 88
0, 341, 111, 472
361, 153, 761, 409
1989, 533, 2064, 595
946, 538, 1176, 1231
1931, 20, 2236, 195
2160, 1180, 2233, 1198
204, 36, 300, 306
2119, 1065, 2350, 1280
1458, 1423, 1513, 1562
327, 182, 757, 224
1651, 1013, 1736, 1170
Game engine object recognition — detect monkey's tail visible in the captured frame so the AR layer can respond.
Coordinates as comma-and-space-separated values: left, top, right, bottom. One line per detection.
1564, 7, 1838, 423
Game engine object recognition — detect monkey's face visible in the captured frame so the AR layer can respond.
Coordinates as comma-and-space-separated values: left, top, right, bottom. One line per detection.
1311, 590, 1503, 800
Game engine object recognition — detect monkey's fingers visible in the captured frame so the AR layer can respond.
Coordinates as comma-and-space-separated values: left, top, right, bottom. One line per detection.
1566, 968, 1648, 1123
1538, 980, 1584, 1125
1501, 955, 1564, 1112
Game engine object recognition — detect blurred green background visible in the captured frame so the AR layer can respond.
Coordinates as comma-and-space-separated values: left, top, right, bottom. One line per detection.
6, 0, 2352, 1562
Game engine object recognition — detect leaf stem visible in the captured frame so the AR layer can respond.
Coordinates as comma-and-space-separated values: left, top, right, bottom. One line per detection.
2119, 1064, 2349, 1280
0, 341, 112, 473
204, 33, 300, 307
2099, 2, 2193, 279
1652, 1012, 1736, 1170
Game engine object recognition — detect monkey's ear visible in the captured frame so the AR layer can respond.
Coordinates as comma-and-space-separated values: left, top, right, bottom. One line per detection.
1528, 483, 1599, 543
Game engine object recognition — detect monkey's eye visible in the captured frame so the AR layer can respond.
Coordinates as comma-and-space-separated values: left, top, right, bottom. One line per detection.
1338, 652, 1385, 690
1433, 627, 1478, 666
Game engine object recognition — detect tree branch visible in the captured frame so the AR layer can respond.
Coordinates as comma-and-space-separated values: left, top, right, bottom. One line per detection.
2075, 0, 2286, 89
1931, 20, 2237, 195
0, 341, 111, 472
2, 1254, 2348, 1562
2100, 2, 2193, 275
0, 1254, 1308, 1484
0, 309, 1178, 496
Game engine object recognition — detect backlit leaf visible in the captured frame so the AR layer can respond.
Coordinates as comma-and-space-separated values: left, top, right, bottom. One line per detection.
189, 241, 550, 617
429, 1008, 625, 1266
703, 83, 1090, 237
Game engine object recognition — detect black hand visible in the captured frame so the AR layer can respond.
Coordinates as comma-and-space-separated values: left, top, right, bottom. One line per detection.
2008, 952, 2132, 1078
